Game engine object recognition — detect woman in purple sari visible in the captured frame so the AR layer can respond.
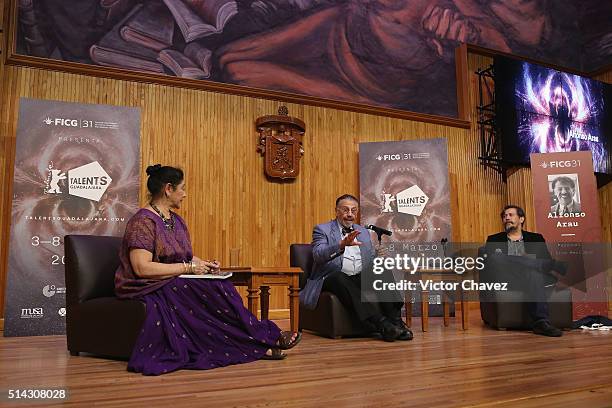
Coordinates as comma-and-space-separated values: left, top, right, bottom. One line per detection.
115, 164, 301, 375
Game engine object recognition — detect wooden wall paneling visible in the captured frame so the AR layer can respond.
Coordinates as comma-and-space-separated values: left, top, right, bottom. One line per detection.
0, 0, 8, 328
594, 69, 612, 84
593, 70, 612, 243
0, 64, 21, 323
452, 52, 506, 313
462, 53, 506, 239
506, 167, 535, 231
597, 180, 612, 312
595, 182, 611, 313
3, 63, 502, 318
455, 44, 470, 122
593, 69, 612, 311
0, 54, 592, 319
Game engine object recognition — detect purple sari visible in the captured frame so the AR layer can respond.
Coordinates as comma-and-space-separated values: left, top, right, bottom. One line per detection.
115, 209, 281, 375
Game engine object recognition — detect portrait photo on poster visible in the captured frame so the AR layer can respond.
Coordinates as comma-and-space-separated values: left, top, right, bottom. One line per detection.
548, 173, 582, 215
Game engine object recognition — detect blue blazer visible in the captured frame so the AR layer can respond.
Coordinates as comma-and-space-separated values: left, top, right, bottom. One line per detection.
299, 220, 375, 309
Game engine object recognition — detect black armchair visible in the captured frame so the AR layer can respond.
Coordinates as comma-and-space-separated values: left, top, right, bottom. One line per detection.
290, 243, 370, 338
480, 289, 573, 330
477, 247, 573, 330
64, 235, 146, 359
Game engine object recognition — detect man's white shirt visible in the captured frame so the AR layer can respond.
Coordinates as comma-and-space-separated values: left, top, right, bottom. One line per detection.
337, 221, 362, 276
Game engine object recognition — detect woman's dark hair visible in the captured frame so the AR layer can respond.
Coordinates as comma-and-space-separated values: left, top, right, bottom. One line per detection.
145, 164, 184, 199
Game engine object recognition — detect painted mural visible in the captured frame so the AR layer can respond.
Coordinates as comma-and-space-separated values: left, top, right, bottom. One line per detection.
15, 0, 612, 118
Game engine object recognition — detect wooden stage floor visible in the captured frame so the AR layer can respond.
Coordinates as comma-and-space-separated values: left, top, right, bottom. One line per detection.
1, 316, 611, 408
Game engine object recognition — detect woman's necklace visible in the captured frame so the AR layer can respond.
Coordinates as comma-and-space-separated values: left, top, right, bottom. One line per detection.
150, 203, 175, 230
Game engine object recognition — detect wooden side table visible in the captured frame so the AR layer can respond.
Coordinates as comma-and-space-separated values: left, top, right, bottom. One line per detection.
404, 269, 470, 332
221, 266, 302, 332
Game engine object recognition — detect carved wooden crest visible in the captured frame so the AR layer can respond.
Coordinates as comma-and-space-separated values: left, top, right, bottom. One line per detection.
256, 106, 305, 180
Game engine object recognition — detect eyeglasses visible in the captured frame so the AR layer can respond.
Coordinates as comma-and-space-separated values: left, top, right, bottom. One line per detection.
337, 206, 359, 215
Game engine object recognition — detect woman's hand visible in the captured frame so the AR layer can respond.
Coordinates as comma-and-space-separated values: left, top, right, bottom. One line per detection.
205, 260, 221, 274
192, 259, 221, 275
191, 260, 211, 275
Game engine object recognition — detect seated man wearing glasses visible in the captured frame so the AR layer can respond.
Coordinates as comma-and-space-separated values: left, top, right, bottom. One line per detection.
300, 194, 412, 342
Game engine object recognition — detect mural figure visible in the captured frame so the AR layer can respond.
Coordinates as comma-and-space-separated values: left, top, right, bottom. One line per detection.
16, 0, 611, 118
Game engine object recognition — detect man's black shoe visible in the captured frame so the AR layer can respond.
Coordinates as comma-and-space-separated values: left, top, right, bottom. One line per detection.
397, 328, 413, 341
377, 318, 401, 342
391, 318, 413, 341
532, 319, 563, 337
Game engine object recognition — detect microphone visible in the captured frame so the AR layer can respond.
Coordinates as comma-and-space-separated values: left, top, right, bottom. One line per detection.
365, 224, 392, 237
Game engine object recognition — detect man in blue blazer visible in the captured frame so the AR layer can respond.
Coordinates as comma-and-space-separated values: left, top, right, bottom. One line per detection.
300, 194, 412, 342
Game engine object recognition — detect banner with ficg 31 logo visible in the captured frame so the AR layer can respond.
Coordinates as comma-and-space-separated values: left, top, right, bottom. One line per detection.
3, 98, 141, 336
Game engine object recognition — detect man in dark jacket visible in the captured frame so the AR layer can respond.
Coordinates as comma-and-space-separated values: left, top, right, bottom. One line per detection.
485, 205, 563, 337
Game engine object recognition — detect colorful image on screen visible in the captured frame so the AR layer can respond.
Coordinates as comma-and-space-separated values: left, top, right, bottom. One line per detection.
495, 57, 611, 174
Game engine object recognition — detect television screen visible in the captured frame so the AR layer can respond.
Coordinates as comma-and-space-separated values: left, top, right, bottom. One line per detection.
495, 56, 611, 174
